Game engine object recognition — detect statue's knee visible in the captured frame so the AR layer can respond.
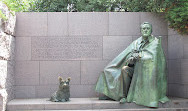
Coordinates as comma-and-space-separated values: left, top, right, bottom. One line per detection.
122, 66, 133, 77
121, 66, 129, 72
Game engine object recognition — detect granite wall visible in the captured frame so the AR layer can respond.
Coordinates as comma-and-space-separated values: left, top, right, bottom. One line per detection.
15, 12, 171, 98
0, 2, 16, 111
168, 28, 188, 98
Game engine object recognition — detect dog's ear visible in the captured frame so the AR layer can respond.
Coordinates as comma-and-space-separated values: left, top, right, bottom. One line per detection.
67, 77, 71, 82
58, 76, 63, 83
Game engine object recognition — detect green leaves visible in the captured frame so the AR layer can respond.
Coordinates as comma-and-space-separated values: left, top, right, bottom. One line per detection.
0, 10, 7, 21
24, 0, 171, 12
0, 0, 187, 35
1, 0, 34, 12
166, 1, 188, 35
29, 0, 70, 12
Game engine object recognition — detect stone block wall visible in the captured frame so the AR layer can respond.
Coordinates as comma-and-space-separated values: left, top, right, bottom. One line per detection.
168, 28, 188, 98
0, 2, 16, 111
14, 12, 170, 99
13, 12, 169, 99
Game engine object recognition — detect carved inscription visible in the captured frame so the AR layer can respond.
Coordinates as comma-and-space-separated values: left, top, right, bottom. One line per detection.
32, 37, 102, 60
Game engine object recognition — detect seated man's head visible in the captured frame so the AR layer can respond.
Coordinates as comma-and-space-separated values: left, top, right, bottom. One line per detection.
140, 22, 152, 38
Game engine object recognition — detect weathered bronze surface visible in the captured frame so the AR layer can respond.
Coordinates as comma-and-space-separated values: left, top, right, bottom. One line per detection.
50, 77, 71, 102
95, 22, 169, 107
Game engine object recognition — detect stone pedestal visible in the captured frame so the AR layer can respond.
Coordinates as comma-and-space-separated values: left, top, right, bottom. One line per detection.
6, 97, 188, 111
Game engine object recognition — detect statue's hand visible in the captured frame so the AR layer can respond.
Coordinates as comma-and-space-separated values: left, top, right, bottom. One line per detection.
131, 49, 140, 59
127, 53, 140, 65
127, 57, 135, 65
132, 52, 140, 59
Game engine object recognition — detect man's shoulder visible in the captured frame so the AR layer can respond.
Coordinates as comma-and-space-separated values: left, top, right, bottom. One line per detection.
133, 37, 142, 42
154, 36, 163, 43
133, 36, 161, 44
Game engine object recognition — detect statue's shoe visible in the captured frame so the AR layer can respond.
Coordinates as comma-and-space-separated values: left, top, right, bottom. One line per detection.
119, 98, 126, 104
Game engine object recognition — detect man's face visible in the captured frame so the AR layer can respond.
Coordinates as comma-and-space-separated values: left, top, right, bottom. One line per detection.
141, 24, 152, 37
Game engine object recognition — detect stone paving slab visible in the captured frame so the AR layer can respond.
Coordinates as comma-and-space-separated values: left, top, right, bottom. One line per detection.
7, 108, 188, 111
7, 97, 188, 111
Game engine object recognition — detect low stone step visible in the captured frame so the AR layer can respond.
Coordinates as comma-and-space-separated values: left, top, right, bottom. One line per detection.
7, 97, 188, 111
6, 109, 188, 111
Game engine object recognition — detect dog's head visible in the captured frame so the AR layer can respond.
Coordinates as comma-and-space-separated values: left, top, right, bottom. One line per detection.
58, 76, 71, 89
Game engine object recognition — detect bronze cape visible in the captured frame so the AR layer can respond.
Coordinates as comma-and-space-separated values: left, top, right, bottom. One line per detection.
95, 36, 169, 107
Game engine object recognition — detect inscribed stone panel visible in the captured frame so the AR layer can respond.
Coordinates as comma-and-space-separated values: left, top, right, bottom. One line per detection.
32, 37, 102, 60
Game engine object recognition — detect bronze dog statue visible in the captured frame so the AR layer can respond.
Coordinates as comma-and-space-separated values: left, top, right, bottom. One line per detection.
50, 77, 71, 102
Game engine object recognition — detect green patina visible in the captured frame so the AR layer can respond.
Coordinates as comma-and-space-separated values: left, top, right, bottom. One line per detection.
95, 22, 169, 108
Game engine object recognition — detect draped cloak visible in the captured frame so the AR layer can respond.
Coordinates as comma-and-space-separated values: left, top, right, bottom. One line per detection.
95, 36, 169, 107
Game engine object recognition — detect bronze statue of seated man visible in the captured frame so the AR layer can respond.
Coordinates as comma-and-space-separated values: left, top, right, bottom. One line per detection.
95, 22, 169, 108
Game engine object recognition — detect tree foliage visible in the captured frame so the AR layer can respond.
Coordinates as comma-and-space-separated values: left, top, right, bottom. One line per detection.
28, 0, 187, 35
124, 0, 169, 12
29, 0, 69, 12
166, 1, 188, 35
0, 0, 187, 35
29, 0, 124, 12
29, 0, 169, 12
0, 10, 7, 21
1, 0, 34, 12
